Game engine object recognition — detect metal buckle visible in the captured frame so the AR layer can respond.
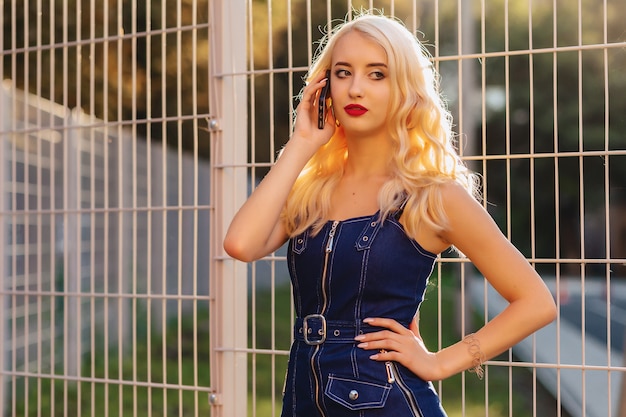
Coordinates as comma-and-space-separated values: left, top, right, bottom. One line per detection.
303, 314, 326, 345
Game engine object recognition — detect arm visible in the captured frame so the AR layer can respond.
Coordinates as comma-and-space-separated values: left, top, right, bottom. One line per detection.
355, 183, 557, 381
223, 73, 335, 262
429, 183, 557, 378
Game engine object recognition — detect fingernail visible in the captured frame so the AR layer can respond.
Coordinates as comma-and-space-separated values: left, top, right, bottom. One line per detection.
354, 335, 365, 341
357, 343, 368, 348
369, 354, 379, 360
363, 318, 373, 323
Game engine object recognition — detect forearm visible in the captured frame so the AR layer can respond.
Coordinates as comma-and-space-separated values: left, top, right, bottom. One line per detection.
223, 135, 319, 261
434, 294, 556, 380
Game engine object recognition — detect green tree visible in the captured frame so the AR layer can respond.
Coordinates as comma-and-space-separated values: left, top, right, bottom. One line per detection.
474, 0, 626, 272
4, 0, 625, 271
2, 0, 211, 157
249, 0, 625, 273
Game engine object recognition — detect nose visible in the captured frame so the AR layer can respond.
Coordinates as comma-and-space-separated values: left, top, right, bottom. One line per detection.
348, 75, 364, 98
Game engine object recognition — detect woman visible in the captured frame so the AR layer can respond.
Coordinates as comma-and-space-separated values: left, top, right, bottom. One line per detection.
224, 11, 556, 417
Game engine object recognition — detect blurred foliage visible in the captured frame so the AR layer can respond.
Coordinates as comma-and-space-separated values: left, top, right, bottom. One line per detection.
470, 0, 626, 272
247, 0, 626, 274
2, 0, 211, 156
3, 0, 626, 272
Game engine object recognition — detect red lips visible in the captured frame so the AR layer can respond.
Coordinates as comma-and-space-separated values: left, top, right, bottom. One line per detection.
344, 104, 368, 116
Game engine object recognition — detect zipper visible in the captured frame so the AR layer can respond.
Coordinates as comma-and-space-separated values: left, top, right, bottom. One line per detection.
310, 220, 339, 416
325, 221, 339, 253
379, 350, 396, 383
385, 361, 396, 383
390, 362, 424, 417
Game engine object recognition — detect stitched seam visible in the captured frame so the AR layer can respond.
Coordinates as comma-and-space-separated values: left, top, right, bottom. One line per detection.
387, 221, 437, 259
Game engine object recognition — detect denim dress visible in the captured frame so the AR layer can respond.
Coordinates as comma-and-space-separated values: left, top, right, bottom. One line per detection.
281, 211, 448, 417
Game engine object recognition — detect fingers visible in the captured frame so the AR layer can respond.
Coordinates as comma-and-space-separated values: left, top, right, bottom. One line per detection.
363, 317, 412, 334
295, 72, 330, 134
354, 318, 413, 353
367, 349, 398, 362
290, 70, 335, 147
301, 73, 328, 104
355, 338, 403, 357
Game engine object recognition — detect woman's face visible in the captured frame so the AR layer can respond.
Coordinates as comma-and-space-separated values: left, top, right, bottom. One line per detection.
330, 30, 391, 139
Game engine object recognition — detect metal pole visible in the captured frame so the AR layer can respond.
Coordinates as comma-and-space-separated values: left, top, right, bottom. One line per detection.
0, 81, 9, 417
457, 0, 478, 337
609, 329, 626, 417
208, 0, 248, 416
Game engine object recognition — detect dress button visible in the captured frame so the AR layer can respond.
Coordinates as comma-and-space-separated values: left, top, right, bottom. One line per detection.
349, 390, 359, 401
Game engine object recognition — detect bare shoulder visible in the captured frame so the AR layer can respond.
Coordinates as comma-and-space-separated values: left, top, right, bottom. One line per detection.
438, 180, 482, 210
438, 181, 500, 245
404, 181, 480, 255
438, 183, 514, 262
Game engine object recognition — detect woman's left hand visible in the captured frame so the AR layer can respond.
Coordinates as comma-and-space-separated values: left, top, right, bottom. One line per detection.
355, 317, 445, 381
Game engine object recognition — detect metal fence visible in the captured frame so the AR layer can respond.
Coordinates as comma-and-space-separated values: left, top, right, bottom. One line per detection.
0, 83, 211, 415
213, 1, 626, 417
2, 0, 626, 416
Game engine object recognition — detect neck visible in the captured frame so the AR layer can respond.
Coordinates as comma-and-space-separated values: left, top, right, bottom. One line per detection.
343, 134, 394, 179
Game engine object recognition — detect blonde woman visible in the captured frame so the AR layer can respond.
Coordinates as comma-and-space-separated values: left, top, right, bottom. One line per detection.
224, 11, 556, 417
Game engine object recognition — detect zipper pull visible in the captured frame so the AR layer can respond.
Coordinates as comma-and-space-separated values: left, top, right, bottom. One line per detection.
380, 349, 396, 384
325, 221, 339, 252
385, 361, 396, 384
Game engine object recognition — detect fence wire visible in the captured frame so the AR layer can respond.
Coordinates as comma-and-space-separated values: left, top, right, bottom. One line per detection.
1, 0, 625, 417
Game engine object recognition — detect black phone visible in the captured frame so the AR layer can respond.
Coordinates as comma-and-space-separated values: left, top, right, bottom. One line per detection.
318, 70, 331, 129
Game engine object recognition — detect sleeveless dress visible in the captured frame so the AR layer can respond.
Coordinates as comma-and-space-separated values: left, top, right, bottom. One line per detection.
281, 210, 448, 417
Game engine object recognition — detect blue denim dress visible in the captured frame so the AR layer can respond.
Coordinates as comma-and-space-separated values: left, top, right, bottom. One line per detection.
281, 211, 448, 417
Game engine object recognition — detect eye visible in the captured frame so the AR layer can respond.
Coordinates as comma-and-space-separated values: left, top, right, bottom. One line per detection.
335, 69, 350, 78
371, 70, 386, 80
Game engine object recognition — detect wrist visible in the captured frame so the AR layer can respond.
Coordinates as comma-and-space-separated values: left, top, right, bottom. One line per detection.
430, 351, 449, 381
431, 338, 483, 381
462, 333, 486, 380
285, 133, 321, 156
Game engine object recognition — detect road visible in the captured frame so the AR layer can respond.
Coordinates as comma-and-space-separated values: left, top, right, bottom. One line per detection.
470, 276, 626, 417
558, 278, 626, 353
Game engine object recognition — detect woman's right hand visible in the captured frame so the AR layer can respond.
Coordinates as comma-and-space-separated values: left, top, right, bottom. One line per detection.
291, 71, 336, 149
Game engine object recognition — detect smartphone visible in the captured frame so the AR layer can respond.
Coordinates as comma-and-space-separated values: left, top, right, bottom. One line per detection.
317, 70, 331, 129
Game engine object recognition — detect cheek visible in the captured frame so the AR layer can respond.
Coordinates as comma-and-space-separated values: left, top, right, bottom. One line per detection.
375, 85, 391, 104
378, 93, 392, 114
330, 82, 347, 100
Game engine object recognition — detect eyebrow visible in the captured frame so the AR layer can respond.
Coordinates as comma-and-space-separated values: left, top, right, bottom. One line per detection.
334, 61, 388, 68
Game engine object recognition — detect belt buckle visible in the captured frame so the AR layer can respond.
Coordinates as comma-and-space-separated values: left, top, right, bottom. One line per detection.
303, 314, 326, 345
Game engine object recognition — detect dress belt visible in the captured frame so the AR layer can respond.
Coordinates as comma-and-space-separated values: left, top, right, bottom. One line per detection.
294, 315, 388, 345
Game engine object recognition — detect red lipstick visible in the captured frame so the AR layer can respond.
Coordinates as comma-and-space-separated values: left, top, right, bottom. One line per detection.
344, 104, 368, 116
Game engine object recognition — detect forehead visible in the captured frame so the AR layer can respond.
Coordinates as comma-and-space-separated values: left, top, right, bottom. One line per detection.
331, 30, 388, 65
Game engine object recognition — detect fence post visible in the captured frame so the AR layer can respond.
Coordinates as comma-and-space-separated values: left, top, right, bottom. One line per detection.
617, 329, 626, 417
64, 110, 81, 379
208, 0, 248, 416
0, 80, 10, 417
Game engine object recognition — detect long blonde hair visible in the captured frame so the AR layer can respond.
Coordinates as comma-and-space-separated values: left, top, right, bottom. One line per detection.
282, 12, 479, 239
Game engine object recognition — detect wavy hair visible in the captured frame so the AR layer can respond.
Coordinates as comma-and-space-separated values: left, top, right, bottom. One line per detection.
282, 11, 480, 239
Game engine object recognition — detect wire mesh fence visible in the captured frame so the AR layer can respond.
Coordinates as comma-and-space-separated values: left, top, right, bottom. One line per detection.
1, 0, 626, 416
